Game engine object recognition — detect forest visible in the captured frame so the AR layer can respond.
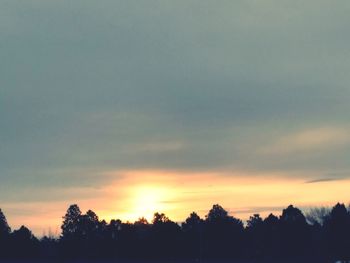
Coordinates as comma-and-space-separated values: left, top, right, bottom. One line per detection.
0, 203, 349, 262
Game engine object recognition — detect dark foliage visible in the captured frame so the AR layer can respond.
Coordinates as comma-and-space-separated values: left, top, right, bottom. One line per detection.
0, 202, 349, 262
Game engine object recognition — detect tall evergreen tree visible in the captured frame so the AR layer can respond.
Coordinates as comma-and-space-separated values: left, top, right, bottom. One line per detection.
61, 204, 82, 239
0, 209, 11, 258
0, 209, 10, 237
279, 205, 310, 258
205, 204, 244, 259
324, 203, 350, 261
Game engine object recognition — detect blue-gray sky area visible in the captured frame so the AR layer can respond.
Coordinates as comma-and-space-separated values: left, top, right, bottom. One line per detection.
1, 0, 350, 234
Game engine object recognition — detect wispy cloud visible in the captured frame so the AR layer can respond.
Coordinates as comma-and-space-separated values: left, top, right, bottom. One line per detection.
124, 141, 185, 154
305, 171, 350, 184
258, 127, 350, 155
305, 178, 341, 184
232, 206, 286, 215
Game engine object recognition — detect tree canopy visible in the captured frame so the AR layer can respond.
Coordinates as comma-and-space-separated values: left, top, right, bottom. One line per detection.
0, 202, 349, 262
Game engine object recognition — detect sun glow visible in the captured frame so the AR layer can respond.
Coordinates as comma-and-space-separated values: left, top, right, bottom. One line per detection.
119, 183, 178, 222
10, 169, 350, 235
104, 170, 350, 224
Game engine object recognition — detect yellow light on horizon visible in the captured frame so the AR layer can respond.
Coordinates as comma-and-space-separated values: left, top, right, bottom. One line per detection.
11, 169, 350, 236
126, 185, 169, 222
104, 169, 350, 224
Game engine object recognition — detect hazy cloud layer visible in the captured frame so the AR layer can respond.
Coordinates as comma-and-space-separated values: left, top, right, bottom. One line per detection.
1, 0, 350, 225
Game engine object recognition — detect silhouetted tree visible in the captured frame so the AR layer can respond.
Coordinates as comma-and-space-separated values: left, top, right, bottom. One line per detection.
204, 204, 244, 259
262, 213, 281, 258
10, 226, 39, 259
60, 204, 83, 258
79, 209, 100, 239
40, 235, 59, 259
306, 206, 331, 259
182, 212, 204, 260
118, 222, 137, 258
61, 204, 82, 239
0, 209, 10, 258
306, 206, 330, 226
150, 212, 181, 259
246, 214, 264, 259
133, 217, 151, 258
0, 209, 10, 237
153, 212, 170, 224
279, 205, 310, 258
3, 202, 350, 262
280, 205, 307, 224
206, 204, 229, 222
108, 219, 122, 240
77, 210, 103, 258
135, 217, 149, 226
324, 203, 350, 261
104, 219, 122, 258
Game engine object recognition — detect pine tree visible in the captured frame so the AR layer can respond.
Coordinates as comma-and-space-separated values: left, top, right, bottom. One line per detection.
61, 204, 82, 239
0, 209, 10, 238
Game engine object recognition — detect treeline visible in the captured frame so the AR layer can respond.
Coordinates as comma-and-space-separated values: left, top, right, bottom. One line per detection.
0, 203, 349, 262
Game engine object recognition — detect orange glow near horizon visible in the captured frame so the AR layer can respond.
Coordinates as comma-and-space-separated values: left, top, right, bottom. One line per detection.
99, 169, 350, 223
4, 169, 350, 236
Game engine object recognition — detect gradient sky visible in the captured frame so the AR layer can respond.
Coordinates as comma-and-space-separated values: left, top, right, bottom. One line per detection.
1, 0, 350, 235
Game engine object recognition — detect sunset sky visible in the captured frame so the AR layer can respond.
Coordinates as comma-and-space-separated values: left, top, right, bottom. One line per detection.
1, 0, 350, 235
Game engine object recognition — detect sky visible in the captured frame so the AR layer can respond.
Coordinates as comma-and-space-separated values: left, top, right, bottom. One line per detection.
1, 0, 350, 235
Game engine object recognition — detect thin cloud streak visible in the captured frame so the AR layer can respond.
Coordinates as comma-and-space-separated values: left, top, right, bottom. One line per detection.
258, 126, 350, 156
305, 178, 342, 184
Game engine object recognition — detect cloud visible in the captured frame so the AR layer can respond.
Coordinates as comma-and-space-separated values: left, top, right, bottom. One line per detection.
258, 127, 350, 155
305, 178, 341, 184
1, 0, 350, 234
305, 171, 350, 184
233, 206, 286, 216
124, 141, 185, 154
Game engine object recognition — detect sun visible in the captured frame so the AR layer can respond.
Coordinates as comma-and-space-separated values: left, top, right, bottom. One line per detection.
125, 185, 170, 222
